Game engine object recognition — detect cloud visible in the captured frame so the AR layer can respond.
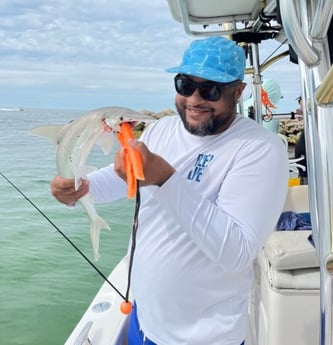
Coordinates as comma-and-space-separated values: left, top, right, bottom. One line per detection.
0, 0, 300, 111
0, 0, 189, 65
0, 0, 193, 109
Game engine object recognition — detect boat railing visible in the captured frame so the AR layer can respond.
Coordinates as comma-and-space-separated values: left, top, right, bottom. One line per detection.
316, 65, 333, 105
279, 0, 333, 344
279, 0, 320, 66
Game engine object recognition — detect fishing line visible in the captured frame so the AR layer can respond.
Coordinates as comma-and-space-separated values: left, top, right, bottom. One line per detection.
0, 171, 127, 301
125, 181, 140, 302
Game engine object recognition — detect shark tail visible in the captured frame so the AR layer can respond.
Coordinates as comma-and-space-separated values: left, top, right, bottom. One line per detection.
89, 215, 111, 261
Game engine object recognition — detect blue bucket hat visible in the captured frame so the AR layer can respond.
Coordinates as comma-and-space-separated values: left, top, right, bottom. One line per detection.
166, 36, 246, 83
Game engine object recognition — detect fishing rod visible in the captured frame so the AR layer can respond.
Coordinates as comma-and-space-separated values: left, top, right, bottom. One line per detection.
0, 171, 127, 301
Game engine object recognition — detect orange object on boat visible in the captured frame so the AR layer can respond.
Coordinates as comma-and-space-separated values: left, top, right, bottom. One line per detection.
117, 123, 145, 198
261, 86, 276, 110
120, 300, 133, 314
288, 177, 301, 187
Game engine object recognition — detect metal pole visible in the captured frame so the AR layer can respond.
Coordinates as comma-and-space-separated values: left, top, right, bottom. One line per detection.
250, 43, 262, 124
280, 0, 333, 344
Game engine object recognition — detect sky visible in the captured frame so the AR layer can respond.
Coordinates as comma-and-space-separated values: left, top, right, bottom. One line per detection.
0, 0, 302, 112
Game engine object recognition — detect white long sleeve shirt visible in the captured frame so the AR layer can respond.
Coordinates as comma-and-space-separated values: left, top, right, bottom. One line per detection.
88, 114, 289, 345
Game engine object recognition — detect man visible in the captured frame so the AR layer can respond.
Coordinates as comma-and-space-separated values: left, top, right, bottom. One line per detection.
244, 78, 283, 133
51, 36, 289, 345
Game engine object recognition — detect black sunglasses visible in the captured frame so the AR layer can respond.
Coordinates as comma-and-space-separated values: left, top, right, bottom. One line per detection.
174, 74, 241, 102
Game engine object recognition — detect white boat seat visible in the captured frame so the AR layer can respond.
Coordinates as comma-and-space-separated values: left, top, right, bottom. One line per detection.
251, 184, 320, 345
257, 248, 319, 290
264, 230, 319, 271
264, 185, 317, 270
257, 230, 320, 290
257, 184, 319, 290
282, 185, 309, 213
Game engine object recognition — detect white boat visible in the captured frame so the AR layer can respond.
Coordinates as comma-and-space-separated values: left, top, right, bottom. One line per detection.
64, 256, 130, 345
65, 1, 333, 344
0, 107, 24, 111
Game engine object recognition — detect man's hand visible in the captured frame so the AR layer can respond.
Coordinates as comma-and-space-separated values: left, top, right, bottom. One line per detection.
114, 139, 175, 187
50, 176, 89, 205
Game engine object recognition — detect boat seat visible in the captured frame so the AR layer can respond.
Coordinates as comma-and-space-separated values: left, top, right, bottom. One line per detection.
248, 186, 320, 345
281, 184, 309, 213
257, 250, 319, 290
264, 230, 319, 272
267, 185, 314, 271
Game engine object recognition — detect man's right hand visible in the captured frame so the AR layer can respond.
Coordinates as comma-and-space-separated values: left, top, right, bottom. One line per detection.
50, 176, 89, 205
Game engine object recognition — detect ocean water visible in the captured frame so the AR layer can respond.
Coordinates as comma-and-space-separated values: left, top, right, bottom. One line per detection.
0, 108, 133, 345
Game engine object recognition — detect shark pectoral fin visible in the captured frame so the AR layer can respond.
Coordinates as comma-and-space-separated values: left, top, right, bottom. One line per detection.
74, 165, 97, 190
30, 125, 64, 145
95, 132, 114, 155
90, 215, 111, 261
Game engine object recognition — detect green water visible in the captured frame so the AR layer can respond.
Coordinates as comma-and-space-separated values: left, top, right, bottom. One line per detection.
0, 108, 132, 345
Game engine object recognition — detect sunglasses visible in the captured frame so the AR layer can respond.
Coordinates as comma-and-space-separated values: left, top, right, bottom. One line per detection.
174, 74, 241, 102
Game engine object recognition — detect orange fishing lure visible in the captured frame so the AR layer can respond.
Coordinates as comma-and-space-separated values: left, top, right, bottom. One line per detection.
116, 123, 145, 198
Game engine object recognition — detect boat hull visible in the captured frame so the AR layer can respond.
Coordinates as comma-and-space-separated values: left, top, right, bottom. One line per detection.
64, 256, 130, 345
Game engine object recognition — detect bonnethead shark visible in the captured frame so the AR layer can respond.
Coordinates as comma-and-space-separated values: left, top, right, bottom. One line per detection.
31, 106, 156, 261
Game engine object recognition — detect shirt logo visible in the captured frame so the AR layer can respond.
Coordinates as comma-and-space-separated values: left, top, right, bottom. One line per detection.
187, 153, 214, 182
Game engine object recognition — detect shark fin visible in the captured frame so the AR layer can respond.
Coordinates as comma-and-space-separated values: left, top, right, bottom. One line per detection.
90, 214, 111, 261
95, 132, 114, 155
30, 125, 64, 146
74, 165, 97, 190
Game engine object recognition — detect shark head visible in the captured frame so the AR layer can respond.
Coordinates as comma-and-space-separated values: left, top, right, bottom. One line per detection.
89, 106, 156, 132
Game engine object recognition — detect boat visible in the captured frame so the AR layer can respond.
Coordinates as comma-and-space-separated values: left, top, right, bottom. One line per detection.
0, 107, 24, 111
65, 1, 333, 344
64, 256, 130, 345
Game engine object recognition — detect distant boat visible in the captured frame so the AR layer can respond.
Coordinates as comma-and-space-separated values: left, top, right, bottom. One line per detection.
0, 107, 24, 111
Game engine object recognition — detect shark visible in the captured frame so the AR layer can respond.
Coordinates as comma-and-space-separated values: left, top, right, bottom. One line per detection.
31, 106, 156, 261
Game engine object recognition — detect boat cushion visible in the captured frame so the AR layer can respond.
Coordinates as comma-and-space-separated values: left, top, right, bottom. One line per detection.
263, 230, 319, 270
257, 250, 320, 290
